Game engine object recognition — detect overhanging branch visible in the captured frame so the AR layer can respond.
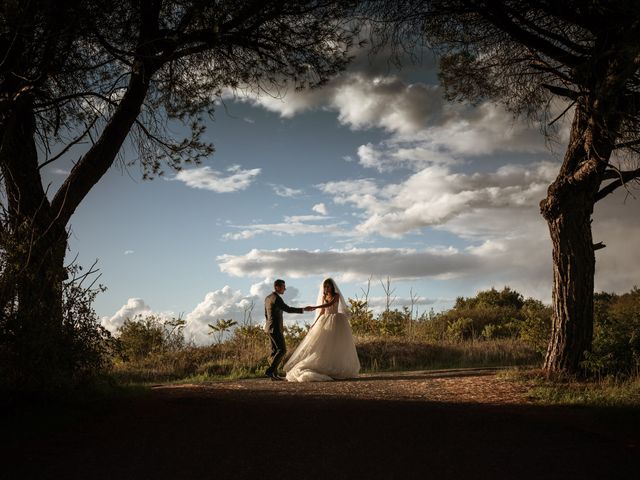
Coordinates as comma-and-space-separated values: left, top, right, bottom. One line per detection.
595, 167, 640, 202
477, 1, 584, 68
541, 83, 580, 100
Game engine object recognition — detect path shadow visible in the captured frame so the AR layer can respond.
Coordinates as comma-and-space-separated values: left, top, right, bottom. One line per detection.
3, 383, 639, 480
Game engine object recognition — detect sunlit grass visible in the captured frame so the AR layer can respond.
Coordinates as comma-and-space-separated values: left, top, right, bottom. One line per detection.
500, 368, 640, 407
110, 337, 541, 386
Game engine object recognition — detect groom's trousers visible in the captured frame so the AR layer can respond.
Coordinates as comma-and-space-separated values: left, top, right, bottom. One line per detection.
267, 330, 286, 373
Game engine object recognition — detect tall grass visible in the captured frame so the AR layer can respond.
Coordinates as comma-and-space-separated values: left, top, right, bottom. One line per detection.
110, 335, 540, 385
356, 338, 538, 372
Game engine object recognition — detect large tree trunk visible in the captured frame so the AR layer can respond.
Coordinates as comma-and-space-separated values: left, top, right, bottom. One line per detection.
0, 97, 70, 386
1, 62, 153, 387
542, 196, 596, 373
9, 223, 68, 386
540, 103, 614, 374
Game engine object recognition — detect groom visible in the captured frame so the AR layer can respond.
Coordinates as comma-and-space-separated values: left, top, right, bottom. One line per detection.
264, 279, 313, 380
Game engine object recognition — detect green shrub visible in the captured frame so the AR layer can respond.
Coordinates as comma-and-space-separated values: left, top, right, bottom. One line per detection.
115, 315, 185, 361
518, 299, 552, 355
446, 317, 475, 341
0, 263, 113, 391
585, 289, 640, 376
377, 309, 407, 337
348, 298, 376, 336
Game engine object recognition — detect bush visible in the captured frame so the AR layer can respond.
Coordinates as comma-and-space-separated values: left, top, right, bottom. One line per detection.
377, 309, 407, 337
0, 263, 113, 391
115, 315, 185, 361
518, 299, 552, 355
414, 287, 550, 348
59, 265, 115, 382
446, 317, 475, 341
348, 298, 376, 336
584, 289, 640, 376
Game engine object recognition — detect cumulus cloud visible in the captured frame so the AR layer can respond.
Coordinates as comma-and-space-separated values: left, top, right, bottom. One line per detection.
100, 298, 173, 333
319, 161, 558, 238
355, 102, 549, 173
173, 165, 261, 193
312, 203, 328, 215
184, 286, 255, 344
244, 73, 445, 134
183, 280, 302, 344
103, 280, 305, 346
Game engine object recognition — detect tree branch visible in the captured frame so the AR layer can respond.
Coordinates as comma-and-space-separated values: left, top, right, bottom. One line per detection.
613, 139, 640, 150
595, 167, 640, 202
51, 62, 154, 225
476, 1, 584, 68
541, 83, 580, 100
38, 116, 98, 170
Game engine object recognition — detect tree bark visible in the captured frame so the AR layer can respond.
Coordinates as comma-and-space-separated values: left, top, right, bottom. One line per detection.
0, 97, 69, 385
540, 101, 615, 374
542, 200, 596, 373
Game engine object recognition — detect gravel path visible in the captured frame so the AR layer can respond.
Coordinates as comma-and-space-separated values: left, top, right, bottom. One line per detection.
4, 368, 639, 479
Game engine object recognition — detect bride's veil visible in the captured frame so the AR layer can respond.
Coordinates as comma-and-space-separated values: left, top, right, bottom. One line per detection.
315, 278, 349, 321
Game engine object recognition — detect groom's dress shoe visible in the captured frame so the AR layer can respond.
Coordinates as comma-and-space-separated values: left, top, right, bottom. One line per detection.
266, 371, 284, 381
265, 371, 279, 380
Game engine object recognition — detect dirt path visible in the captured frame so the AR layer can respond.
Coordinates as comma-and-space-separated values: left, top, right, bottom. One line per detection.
4, 368, 640, 479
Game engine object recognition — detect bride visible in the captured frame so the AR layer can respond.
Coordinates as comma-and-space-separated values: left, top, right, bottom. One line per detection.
284, 278, 360, 382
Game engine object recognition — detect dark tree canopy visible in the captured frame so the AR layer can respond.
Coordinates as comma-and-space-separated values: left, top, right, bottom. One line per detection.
0, 0, 358, 388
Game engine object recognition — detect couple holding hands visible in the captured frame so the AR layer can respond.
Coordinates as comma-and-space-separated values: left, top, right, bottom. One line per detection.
264, 278, 360, 382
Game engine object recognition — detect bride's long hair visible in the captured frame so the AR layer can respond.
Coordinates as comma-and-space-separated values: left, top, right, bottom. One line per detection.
322, 278, 336, 303
314, 277, 349, 321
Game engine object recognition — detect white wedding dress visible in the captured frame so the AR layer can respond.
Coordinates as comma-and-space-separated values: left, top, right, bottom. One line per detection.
284, 281, 360, 382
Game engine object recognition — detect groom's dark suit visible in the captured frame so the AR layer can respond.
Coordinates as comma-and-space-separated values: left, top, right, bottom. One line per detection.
264, 292, 303, 375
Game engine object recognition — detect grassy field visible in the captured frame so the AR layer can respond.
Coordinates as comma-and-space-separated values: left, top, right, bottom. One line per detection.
110, 336, 540, 385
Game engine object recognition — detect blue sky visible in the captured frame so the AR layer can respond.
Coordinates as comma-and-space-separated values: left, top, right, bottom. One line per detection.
41, 45, 640, 344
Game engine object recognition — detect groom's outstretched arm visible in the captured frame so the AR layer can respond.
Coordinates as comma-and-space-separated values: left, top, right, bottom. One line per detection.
276, 295, 304, 314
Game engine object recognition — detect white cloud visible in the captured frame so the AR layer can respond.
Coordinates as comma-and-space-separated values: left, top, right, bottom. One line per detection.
223, 221, 345, 241
124, 250, 134, 255
312, 203, 328, 215
365, 295, 438, 310
272, 184, 303, 197
353, 101, 551, 173
217, 247, 484, 281
174, 165, 260, 193
284, 214, 330, 223
243, 73, 444, 134
104, 280, 306, 345
100, 298, 172, 333
184, 286, 254, 344
356, 142, 456, 172
319, 161, 558, 238
223, 230, 261, 241
223, 209, 346, 240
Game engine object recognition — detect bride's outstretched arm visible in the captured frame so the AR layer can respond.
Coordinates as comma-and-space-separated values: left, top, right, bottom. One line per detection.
313, 295, 338, 310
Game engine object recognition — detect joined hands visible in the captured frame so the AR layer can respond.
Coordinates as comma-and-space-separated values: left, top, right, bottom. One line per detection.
303, 306, 316, 311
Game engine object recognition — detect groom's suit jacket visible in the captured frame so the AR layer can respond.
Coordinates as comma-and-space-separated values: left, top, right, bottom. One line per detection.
264, 292, 303, 334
